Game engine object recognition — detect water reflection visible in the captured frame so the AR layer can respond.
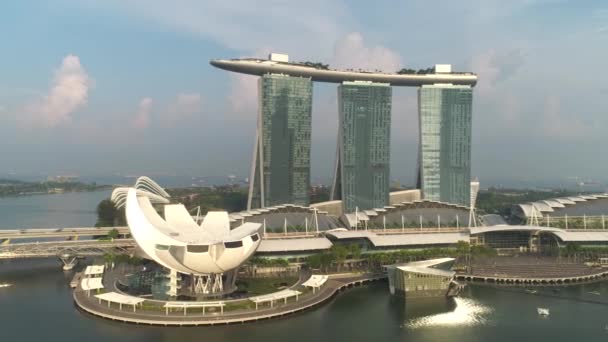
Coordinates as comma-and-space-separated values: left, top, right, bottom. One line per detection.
405, 297, 492, 329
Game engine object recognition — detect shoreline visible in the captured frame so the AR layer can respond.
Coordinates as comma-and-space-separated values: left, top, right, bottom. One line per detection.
73, 274, 385, 327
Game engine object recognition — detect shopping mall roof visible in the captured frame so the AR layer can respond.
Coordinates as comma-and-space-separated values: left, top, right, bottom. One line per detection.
325, 230, 469, 247
470, 225, 608, 243
514, 194, 608, 218
257, 237, 333, 252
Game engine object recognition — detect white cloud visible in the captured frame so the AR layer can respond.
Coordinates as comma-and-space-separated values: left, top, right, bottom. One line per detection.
132, 97, 153, 129
171, 93, 202, 116
470, 48, 525, 95
332, 32, 402, 72
541, 95, 593, 139
76, 0, 352, 55
24, 54, 91, 126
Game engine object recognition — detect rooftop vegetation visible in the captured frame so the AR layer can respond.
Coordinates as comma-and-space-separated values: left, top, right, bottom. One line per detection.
396, 67, 436, 74
298, 61, 330, 70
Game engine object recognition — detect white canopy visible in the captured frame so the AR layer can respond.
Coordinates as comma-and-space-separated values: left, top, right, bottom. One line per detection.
81, 277, 104, 291
84, 265, 105, 276
302, 275, 328, 292
250, 289, 302, 309
95, 292, 145, 307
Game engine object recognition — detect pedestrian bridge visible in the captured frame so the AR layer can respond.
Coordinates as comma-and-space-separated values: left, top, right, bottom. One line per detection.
0, 226, 134, 269
0, 226, 129, 240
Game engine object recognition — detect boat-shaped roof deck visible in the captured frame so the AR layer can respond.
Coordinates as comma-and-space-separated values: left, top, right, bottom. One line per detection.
210, 59, 477, 87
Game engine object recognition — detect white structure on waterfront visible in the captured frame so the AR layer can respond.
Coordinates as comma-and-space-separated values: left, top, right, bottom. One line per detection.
112, 177, 262, 295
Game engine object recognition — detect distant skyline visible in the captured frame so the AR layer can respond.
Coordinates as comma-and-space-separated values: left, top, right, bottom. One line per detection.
1, 0, 608, 187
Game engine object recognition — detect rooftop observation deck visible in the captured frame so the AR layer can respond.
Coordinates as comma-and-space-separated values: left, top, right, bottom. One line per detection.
210, 58, 478, 87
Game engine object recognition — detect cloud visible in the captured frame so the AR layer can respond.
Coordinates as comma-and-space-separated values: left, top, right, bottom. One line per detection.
470, 48, 525, 94
332, 32, 402, 72
23, 54, 91, 127
541, 95, 593, 139
225, 48, 272, 122
132, 97, 153, 129
168, 93, 202, 118
77, 0, 352, 55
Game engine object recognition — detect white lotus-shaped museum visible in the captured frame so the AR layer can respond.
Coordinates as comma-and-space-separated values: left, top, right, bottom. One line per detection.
111, 177, 262, 293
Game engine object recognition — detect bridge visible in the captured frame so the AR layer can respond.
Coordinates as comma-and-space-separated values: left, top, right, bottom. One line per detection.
0, 226, 129, 240
0, 227, 134, 270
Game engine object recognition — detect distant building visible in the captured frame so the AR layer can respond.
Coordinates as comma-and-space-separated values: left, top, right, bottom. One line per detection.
248, 72, 313, 209
418, 84, 473, 207
47, 175, 79, 183
331, 81, 392, 213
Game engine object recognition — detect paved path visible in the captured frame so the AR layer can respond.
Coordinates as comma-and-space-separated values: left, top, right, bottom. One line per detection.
74, 273, 385, 326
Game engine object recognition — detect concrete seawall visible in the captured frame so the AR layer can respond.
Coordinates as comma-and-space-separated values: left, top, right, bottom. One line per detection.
74, 274, 385, 326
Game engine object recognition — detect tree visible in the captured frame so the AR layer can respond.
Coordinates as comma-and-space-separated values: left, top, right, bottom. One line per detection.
564, 243, 581, 257
348, 243, 362, 260
96, 199, 118, 227
107, 228, 120, 239
456, 241, 471, 256
330, 245, 348, 271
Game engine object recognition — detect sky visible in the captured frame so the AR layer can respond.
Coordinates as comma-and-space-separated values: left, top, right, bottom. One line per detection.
1, 0, 607, 187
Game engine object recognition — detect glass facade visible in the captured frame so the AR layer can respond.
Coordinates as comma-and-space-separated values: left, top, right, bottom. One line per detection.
249, 74, 313, 209
332, 81, 391, 213
418, 85, 472, 207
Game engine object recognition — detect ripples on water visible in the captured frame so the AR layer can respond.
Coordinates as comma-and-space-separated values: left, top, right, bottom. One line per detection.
406, 297, 492, 329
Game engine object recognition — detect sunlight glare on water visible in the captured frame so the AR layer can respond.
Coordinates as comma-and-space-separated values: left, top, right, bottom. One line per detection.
406, 297, 492, 329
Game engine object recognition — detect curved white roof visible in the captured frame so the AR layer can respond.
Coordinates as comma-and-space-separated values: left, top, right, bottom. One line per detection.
111, 187, 170, 209
568, 196, 587, 202
124, 181, 261, 275
470, 225, 608, 243
542, 200, 565, 208
531, 202, 554, 213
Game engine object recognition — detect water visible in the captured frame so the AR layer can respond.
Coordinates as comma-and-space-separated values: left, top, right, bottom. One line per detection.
1, 192, 608, 341
0, 190, 111, 228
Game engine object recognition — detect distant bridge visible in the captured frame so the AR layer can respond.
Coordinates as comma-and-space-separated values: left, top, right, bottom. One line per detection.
0, 239, 135, 259
0, 226, 129, 240
0, 227, 134, 269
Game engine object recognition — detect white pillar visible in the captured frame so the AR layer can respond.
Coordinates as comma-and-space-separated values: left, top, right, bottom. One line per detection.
305, 217, 309, 235
419, 215, 423, 231
314, 208, 320, 234
584, 214, 587, 230
383, 216, 386, 232
565, 214, 568, 229
401, 215, 404, 232
284, 217, 287, 235
438, 215, 441, 230
263, 218, 267, 235
456, 215, 459, 229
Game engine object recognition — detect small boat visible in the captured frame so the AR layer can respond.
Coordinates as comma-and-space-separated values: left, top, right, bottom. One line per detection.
525, 289, 538, 294
588, 291, 601, 296
537, 308, 550, 316
0, 283, 12, 288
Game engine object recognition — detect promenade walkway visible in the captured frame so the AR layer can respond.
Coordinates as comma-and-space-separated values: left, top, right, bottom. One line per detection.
456, 257, 608, 285
74, 273, 385, 326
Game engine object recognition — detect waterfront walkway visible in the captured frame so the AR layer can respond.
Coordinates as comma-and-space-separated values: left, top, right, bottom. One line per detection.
74, 273, 385, 326
457, 258, 608, 285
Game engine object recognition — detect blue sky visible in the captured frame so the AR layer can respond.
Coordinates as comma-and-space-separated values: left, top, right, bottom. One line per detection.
1, 0, 607, 186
